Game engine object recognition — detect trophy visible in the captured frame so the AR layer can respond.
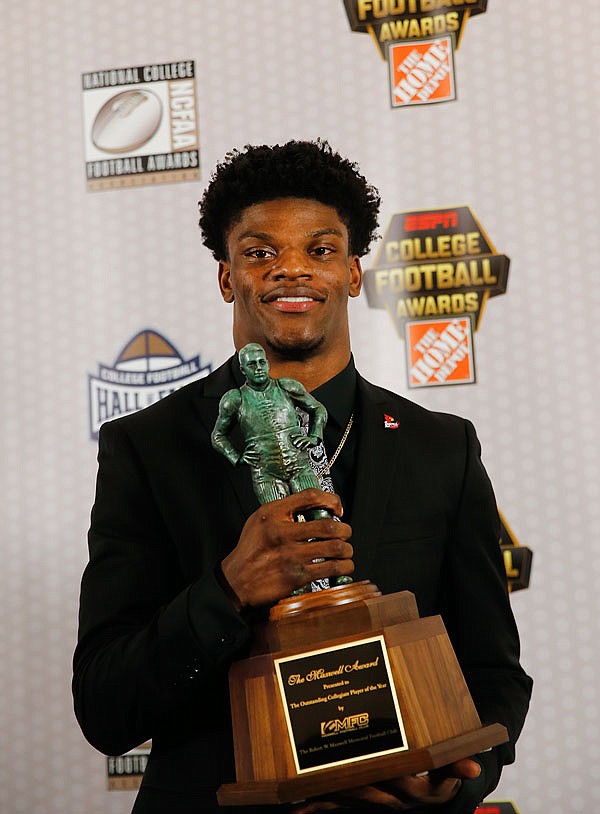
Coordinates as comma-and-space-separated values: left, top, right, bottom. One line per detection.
212, 343, 507, 806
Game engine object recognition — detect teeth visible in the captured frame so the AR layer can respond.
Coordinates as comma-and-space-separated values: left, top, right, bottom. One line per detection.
276, 296, 313, 302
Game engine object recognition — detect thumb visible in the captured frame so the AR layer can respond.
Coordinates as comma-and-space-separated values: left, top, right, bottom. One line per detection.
449, 758, 481, 779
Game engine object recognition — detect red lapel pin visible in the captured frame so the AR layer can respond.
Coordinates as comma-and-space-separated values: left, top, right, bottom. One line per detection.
384, 413, 400, 429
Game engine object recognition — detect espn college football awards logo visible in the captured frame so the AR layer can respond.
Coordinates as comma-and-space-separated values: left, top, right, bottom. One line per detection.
343, 0, 488, 107
82, 61, 200, 190
88, 329, 211, 440
363, 206, 509, 388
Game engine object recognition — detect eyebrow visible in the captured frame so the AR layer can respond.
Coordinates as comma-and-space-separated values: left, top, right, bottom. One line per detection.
236, 228, 345, 242
236, 231, 272, 242
310, 228, 345, 239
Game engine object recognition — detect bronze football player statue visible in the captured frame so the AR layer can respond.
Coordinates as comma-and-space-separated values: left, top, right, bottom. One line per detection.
212, 343, 352, 590
211, 342, 330, 518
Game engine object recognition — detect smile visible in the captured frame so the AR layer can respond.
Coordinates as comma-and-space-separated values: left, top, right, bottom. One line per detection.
262, 287, 325, 313
270, 296, 320, 313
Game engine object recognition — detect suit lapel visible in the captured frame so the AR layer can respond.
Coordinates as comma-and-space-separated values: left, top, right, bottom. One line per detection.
350, 375, 403, 578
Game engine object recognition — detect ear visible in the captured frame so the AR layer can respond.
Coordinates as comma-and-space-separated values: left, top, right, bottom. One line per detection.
218, 261, 234, 303
349, 256, 363, 298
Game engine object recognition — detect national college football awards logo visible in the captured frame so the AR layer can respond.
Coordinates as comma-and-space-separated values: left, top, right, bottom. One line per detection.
363, 206, 509, 388
88, 329, 211, 440
107, 742, 151, 791
82, 61, 200, 190
343, 0, 488, 107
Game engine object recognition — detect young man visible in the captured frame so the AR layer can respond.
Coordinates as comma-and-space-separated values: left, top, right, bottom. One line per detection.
74, 140, 532, 813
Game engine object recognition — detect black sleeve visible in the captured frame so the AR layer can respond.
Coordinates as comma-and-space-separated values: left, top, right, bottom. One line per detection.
72, 417, 252, 757
441, 419, 533, 803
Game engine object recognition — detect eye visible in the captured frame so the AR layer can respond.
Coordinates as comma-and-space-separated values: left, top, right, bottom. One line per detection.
244, 248, 274, 259
312, 246, 334, 257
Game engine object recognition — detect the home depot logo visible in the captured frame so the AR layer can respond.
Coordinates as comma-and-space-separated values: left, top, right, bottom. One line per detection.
406, 317, 474, 387
389, 37, 455, 106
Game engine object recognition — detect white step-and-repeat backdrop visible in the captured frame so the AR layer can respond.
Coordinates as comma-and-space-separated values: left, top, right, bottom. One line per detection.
1, 2, 599, 812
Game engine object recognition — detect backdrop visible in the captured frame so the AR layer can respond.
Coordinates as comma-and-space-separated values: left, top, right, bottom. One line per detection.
1, 2, 599, 812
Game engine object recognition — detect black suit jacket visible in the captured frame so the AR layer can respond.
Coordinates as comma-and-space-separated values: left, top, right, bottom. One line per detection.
73, 357, 532, 813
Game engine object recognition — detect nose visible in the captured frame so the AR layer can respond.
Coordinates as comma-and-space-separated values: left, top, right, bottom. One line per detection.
270, 247, 312, 280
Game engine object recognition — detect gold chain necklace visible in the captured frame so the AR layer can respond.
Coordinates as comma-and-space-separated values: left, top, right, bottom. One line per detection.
315, 413, 354, 479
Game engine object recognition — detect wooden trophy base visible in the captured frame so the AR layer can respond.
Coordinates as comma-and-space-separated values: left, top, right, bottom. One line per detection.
218, 582, 507, 806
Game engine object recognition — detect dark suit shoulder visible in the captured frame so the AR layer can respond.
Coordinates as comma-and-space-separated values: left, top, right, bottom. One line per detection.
356, 373, 469, 441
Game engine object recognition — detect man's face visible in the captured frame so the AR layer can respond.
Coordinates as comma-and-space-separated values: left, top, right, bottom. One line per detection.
239, 346, 269, 389
218, 198, 362, 362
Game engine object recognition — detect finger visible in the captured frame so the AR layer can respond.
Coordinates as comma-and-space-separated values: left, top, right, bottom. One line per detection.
448, 758, 481, 779
291, 802, 341, 813
301, 539, 354, 562
385, 773, 462, 805
279, 488, 345, 519
304, 555, 355, 583
292, 517, 353, 542
337, 785, 410, 810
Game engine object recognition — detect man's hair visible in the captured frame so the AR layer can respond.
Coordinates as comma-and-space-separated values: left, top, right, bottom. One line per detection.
198, 139, 380, 261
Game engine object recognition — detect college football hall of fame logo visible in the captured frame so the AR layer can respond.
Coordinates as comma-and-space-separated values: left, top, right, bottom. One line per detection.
363, 205, 509, 389
343, 0, 488, 107
82, 61, 200, 190
88, 329, 212, 440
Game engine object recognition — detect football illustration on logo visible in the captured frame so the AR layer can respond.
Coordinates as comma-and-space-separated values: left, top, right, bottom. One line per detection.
92, 89, 162, 153
114, 329, 182, 371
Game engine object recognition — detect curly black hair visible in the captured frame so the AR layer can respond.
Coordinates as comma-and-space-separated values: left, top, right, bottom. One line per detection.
198, 139, 380, 261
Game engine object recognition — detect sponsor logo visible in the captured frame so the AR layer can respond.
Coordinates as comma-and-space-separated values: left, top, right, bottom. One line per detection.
406, 316, 475, 387
321, 713, 370, 736
363, 206, 508, 387
88, 329, 211, 440
343, 0, 488, 107
82, 61, 200, 190
389, 36, 455, 106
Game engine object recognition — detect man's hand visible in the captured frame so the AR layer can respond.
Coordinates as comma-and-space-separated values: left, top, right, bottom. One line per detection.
221, 488, 354, 607
290, 758, 481, 812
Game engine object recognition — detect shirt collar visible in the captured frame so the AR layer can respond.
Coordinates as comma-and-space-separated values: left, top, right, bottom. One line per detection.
311, 355, 356, 431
